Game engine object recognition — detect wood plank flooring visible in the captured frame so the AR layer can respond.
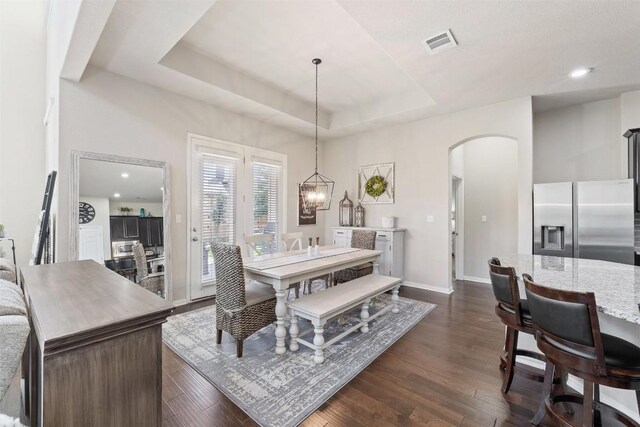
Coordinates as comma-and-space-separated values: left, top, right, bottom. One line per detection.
162, 281, 557, 426
0, 280, 553, 425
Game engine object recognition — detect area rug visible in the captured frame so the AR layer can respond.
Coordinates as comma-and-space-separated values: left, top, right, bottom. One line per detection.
163, 294, 436, 427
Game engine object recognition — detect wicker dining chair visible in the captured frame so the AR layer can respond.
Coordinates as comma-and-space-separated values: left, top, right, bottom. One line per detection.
213, 243, 277, 357
333, 230, 377, 286
132, 243, 164, 296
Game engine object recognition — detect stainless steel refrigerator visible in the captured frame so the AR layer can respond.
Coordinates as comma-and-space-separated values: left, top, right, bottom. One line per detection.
533, 179, 635, 265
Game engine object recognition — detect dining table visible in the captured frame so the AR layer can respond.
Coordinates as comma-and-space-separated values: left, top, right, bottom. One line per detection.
244, 245, 382, 354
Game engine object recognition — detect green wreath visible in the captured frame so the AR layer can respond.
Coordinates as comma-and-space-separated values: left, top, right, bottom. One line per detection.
365, 175, 387, 198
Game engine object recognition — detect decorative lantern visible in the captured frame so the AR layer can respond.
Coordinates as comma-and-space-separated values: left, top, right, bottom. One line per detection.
354, 202, 365, 227
339, 191, 353, 226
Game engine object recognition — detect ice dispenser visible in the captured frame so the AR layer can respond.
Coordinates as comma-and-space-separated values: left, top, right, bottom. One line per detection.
541, 226, 564, 250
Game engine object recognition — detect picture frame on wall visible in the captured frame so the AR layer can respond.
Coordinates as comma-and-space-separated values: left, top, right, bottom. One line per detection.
358, 162, 395, 204
297, 183, 317, 226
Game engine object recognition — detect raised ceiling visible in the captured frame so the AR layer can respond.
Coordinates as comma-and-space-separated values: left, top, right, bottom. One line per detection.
88, 0, 640, 138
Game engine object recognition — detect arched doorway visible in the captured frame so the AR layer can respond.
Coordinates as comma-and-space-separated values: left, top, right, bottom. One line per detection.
449, 136, 519, 284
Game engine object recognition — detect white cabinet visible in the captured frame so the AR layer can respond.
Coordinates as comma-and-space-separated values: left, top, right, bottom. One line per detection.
331, 227, 405, 279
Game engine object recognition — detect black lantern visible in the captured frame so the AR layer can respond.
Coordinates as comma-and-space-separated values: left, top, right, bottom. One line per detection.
354, 202, 365, 227
302, 58, 334, 211
339, 191, 353, 226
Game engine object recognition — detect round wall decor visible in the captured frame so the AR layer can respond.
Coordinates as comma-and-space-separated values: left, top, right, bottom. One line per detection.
365, 175, 387, 198
79, 202, 96, 224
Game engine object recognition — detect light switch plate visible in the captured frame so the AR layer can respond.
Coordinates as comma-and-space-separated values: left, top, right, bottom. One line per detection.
427, 215, 435, 223
176, 214, 182, 223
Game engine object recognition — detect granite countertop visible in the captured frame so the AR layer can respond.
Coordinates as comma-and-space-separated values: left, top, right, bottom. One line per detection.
499, 255, 640, 325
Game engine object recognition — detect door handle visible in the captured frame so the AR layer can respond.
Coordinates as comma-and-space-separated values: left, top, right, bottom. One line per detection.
192, 237, 199, 242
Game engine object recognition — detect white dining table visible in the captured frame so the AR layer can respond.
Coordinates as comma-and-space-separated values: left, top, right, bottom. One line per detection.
244, 245, 382, 354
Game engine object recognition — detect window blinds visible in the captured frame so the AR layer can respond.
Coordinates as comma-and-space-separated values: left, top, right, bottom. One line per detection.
200, 153, 237, 284
251, 161, 281, 254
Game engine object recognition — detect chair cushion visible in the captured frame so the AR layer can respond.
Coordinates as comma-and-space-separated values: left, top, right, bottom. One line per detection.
245, 281, 276, 306
601, 333, 640, 370
0, 279, 27, 317
545, 333, 640, 371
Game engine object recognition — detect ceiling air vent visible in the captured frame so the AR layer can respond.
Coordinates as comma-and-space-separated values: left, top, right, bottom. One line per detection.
423, 29, 457, 55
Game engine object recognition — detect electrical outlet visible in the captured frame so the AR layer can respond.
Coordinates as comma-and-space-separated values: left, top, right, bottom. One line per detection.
427, 215, 435, 223
481, 215, 487, 222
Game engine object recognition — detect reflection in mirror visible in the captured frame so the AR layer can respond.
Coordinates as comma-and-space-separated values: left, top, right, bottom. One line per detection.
77, 158, 167, 298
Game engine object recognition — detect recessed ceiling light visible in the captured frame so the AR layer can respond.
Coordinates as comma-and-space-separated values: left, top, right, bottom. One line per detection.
570, 67, 592, 78
113, 193, 120, 198
121, 172, 129, 178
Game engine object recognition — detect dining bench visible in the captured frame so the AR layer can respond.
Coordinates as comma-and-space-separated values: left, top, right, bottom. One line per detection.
286, 274, 402, 363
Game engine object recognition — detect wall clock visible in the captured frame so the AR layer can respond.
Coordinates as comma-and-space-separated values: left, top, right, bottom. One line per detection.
79, 202, 96, 224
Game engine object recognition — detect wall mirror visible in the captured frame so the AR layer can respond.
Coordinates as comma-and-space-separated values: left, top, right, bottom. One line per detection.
70, 151, 171, 300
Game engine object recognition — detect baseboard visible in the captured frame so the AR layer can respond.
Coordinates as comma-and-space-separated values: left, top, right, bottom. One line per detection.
402, 281, 454, 294
518, 358, 640, 422
462, 275, 491, 284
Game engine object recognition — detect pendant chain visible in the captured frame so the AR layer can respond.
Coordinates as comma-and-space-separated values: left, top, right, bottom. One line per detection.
315, 61, 318, 174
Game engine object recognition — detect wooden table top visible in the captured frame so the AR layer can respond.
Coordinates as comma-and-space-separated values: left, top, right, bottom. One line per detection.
244, 247, 381, 280
21, 260, 174, 352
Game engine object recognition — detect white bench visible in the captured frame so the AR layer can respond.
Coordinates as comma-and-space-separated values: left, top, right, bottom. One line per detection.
286, 274, 402, 364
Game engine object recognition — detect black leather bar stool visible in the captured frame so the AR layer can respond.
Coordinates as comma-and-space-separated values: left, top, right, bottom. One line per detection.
488, 258, 546, 393
523, 274, 640, 426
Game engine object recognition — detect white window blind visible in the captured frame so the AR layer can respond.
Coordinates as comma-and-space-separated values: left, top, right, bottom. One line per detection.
251, 161, 281, 254
200, 153, 237, 284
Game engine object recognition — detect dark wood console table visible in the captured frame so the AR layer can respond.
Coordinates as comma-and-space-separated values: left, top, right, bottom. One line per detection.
20, 260, 173, 426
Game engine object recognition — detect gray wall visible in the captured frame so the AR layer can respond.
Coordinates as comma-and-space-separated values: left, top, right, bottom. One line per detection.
533, 98, 623, 183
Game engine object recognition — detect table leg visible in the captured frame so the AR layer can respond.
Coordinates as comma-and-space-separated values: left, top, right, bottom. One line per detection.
275, 290, 287, 354
360, 299, 371, 333
392, 285, 400, 314
313, 325, 325, 364
289, 312, 299, 352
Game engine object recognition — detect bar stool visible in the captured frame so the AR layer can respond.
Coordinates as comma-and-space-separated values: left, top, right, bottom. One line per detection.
523, 274, 640, 426
488, 258, 546, 393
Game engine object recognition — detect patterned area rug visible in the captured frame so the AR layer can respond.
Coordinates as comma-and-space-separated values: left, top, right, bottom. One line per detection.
163, 293, 436, 427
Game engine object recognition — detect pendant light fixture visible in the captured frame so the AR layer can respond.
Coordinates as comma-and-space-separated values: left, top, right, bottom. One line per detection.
301, 58, 334, 211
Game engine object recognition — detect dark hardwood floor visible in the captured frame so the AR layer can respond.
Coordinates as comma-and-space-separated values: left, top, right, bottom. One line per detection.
162, 281, 557, 426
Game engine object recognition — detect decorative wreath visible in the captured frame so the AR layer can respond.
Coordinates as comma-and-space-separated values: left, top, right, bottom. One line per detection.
365, 175, 387, 198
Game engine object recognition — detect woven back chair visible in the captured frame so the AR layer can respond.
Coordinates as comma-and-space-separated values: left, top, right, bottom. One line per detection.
333, 230, 377, 286
132, 243, 163, 296
212, 243, 276, 357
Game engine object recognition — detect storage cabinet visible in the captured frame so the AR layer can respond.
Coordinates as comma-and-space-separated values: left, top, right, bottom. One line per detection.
331, 227, 405, 279
139, 217, 164, 247
110, 216, 163, 246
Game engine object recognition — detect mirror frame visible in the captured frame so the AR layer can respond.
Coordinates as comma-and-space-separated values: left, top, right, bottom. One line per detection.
69, 150, 172, 301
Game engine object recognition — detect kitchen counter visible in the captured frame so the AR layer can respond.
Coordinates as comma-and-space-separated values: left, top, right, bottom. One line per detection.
499, 254, 640, 324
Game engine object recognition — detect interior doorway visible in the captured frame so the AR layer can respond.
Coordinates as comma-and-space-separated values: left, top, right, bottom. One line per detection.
451, 176, 463, 281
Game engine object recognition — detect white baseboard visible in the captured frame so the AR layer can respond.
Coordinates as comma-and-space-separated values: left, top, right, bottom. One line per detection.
463, 275, 491, 284
402, 281, 454, 294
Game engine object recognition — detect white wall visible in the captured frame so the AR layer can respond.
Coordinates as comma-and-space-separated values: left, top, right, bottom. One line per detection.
459, 137, 518, 280
56, 66, 325, 302
78, 196, 110, 258
0, 0, 46, 267
533, 98, 623, 183
323, 97, 533, 292
109, 201, 163, 217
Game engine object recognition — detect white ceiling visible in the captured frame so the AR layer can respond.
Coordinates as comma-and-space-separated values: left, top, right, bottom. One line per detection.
79, 159, 164, 203
88, 0, 640, 138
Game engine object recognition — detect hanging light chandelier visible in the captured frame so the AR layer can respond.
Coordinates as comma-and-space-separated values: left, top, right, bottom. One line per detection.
301, 58, 334, 211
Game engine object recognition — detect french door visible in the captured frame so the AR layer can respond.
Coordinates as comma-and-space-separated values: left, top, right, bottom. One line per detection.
188, 134, 286, 300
